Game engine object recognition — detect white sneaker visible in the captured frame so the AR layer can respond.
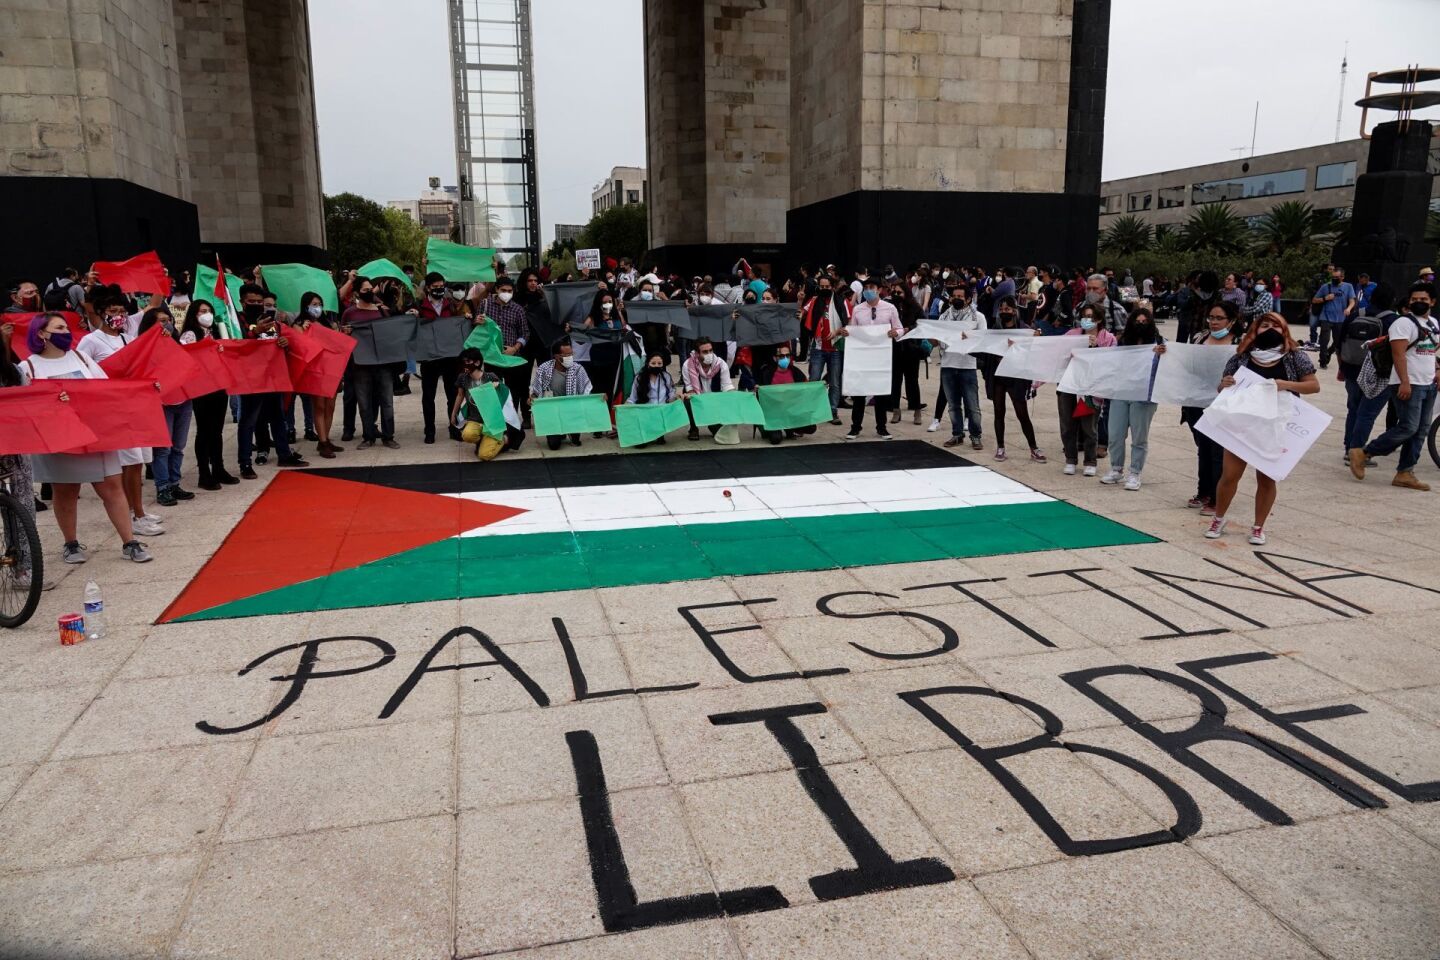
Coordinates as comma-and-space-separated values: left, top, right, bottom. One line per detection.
1100, 469, 1123, 485
926, 419, 941, 433
1063, 463, 1077, 476
132, 516, 165, 538
1248, 526, 1267, 545
1082, 465, 1097, 478
1123, 473, 1142, 491
140, 512, 163, 524
1205, 516, 1229, 539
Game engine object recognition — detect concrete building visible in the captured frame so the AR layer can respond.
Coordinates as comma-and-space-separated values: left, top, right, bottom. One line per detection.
643, 0, 1111, 277
554, 223, 585, 244
591, 166, 648, 217
1099, 138, 1440, 231
388, 181, 461, 240
0, 0, 327, 281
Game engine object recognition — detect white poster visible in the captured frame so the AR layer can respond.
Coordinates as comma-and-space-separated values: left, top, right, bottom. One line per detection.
995, 337, 1085, 383
900, 320, 987, 350
1194, 367, 1331, 481
962, 330, 1028, 356
1150, 343, 1234, 409
575, 248, 602, 271
1057, 345, 1156, 401
841, 325, 894, 396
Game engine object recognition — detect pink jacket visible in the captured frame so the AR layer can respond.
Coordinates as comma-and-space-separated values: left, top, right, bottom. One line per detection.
1064, 326, 1117, 348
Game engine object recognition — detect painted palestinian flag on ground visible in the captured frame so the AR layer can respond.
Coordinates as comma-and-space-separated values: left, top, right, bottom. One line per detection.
158, 441, 1157, 623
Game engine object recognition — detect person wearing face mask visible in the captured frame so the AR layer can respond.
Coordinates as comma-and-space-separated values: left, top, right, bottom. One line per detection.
681, 337, 733, 441
133, 307, 197, 508
1336, 283, 1395, 469
1083, 272, 1128, 336
1168, 299, 1238, 514
1207, 312, 1319, 545
838, 278, 903, 441
979, 296, 1045, 464
290, 291, 341, 457
19, 314, 153, 563
1310, 266, 1357, 370
801, 277, 850, 424
1057, 304, 1117, 477
5, 280, 41, 314
625, 351, 679, 448
627, 279, 672, 366
579, 289, 626, 437
413, 271, 467, 445
1099, 306, 1164, 491
340, 276, 399, 451
180, 299, 239, 490
233, 283, 308, 475
756, 343, 816, 445
933, 284, 987, 449
1351, 282, 1439, 491
531, 339, 591, 449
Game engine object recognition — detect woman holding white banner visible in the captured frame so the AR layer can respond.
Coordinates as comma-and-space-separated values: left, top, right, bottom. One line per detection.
1205, 312, 1319, 545
1170, 300, 1237, 514
1101, 306, 1163, 491
1056, 303, 1116, 477
979, 296, 1046, 463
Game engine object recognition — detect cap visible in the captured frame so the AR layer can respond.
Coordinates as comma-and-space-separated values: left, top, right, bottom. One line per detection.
1421, 267, 1436, 277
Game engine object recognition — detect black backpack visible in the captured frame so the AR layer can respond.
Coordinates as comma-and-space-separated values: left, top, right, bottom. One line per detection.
41, 279, 73, 311
1339, 311, 1386, 367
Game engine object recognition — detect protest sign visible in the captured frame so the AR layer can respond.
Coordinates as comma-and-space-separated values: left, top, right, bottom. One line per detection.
97, 323, 202, 406
470, 383, 509, 440
996, 337, 1085, 383
1150, 343, 1232, 408
840, 325, 894, 395
575, 248, 602, 271
616, 401, 690, 448
414, 314, 471, 363
735, 303, 800, 346
349, 314, 418, 366
177, 340, 238, 400
1195, 367, 1331, 481
287, 322, 354, 397
757, 382, 832, 431
426, 239, 496, 282
465, 320, 529, 369
1057, 345, 1157, 402
92, 250, 170, 297
8, 380, 170, 453
532, 394, 613, 436
260, 263, 339, 315
216, 339, 292, 395
0, 391, 97, 455
357, 258, 412, 288
623, 299, 689, 329
687, 390, 765, 426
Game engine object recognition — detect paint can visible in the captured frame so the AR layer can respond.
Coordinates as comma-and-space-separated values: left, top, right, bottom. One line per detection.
59, 613, 85, 646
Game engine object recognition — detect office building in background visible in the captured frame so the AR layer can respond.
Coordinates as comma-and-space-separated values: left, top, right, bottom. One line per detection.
591, 166, 649, 216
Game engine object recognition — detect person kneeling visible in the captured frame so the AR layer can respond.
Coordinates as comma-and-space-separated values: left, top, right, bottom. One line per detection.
756, 344, 816, 444
451, 349, 525, 461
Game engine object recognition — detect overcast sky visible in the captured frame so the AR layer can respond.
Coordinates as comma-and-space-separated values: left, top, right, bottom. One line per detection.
309, 0, 1439, 246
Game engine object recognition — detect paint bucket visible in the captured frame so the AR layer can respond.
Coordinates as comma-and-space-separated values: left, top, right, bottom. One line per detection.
58, 613, 85, 646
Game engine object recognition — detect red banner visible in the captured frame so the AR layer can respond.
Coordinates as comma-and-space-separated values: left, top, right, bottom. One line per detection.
97, 324, 201, 406
177, 339, 238, 400
10, 380, 169, 453
92, 250, 172, 298
4, 312, 86, 361
0, 391, 99, 455
285, 323, 354, 397
216, 339, 292, 395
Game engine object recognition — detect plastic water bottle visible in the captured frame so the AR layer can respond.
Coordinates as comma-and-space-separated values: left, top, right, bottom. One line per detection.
83, 580, 105, 640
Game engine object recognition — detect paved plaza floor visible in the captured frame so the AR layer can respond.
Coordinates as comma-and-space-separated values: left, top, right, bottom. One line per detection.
1, 361, 1438, 959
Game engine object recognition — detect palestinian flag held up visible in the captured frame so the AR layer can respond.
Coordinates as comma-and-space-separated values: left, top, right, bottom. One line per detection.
159, 441, 1155, 623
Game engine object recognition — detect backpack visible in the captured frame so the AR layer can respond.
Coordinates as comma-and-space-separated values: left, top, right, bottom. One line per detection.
1358, 313, 1427, 399
1339, 311, 1386, 368
42, 279, 73, 312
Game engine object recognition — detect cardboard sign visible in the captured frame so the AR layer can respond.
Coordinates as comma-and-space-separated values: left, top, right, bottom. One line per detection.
576, 248, 602, 271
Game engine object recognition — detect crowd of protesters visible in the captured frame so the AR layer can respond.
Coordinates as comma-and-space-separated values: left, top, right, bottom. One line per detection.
2, 256, 1436, 573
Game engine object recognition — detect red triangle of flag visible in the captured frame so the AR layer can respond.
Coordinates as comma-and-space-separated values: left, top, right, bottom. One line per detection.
158, 472, 525, 624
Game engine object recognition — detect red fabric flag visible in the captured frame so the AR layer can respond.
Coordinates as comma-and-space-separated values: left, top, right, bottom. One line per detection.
285, 322, 354, 397
92, 251, 172, 298
4, 312, 86, 361
12, 380, 170, 453
97, 324, 201, 405
216, 339, 292, 395
0, 390, 98, 455
177, 339, 238, 400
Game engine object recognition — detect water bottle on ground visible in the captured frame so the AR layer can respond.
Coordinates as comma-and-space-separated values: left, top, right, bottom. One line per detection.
83, 579, 105, 640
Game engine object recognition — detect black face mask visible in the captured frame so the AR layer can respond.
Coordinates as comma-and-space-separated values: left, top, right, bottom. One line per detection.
243, 303, 264, 320
999, 311, 1016, 324
1409, 301, 1432, 316
1253, 329, 1285, 350
429, 287, 445, 298
358, 291, 377, 304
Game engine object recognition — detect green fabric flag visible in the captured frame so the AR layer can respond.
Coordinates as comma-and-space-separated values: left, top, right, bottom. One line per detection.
469, 383, 508, 440
357, 258, 412, 289
463, 319, 527, 368
426, 238, 496, 282
615, 401, 690, 448
532, 394, 612, 436
194, 264, 245, 339
688, 390, 765, 427
260, 263, 339, 316
756, 382, 832, 431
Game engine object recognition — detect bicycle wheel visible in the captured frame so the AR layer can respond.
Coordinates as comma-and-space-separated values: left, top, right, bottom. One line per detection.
1429, 414, 1440, 471
0, 490, 43, 629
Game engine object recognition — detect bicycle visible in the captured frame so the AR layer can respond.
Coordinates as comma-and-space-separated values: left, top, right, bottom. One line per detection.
1429, 412, 1440, 470
0, 465, 43, 628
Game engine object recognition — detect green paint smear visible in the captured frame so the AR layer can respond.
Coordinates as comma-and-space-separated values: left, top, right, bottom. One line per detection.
173, 500, 1157, 622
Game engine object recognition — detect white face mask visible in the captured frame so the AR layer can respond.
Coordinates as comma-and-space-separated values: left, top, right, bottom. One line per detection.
450, 288, 466, 300
1250, 348, 1285, 365
497, 291, 513, 304
600, 302, 613, 314
700, 353, 715, 366
942, 271, 951, 280
197, 312, 214, 328
639, 291, 654, 301
698, 295, 713, 305
306, 304, 323, 318
559, 355, 574, 368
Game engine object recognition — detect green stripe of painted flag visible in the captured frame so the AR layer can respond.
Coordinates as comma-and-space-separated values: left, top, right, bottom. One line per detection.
688, 390, 765, 426
756, 381, 832, 431
616, 401, 690, 447
260, 263, 339, 315
463, 320, 527, 368
173, 499, 1157, 621
532, 393, 612, 436
357, 258, 412, 289
470, 383, 507, 440
426, 238, 496, 282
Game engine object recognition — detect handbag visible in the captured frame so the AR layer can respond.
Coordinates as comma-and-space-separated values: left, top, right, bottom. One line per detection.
1073, 397, 1096, 418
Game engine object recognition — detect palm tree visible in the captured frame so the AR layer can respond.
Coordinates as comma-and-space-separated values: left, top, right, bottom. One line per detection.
1252, 200, 1338, 255
1152, 223, 1185, 256
1180, 203, 1250, 255
1099, 215, 1153, 256
467, 200, 505, 248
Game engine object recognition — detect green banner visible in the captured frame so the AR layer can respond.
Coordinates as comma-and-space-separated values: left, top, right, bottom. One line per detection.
193, 264, 245, 339
357, 258, 412, 289
469, 383, 508, 440
532, 394, 612, 436
426, 238, 496, 282
260, 263, 339, 315
616, 401, 690, 448
688, 390, 765, 427
756, 381, 832, 431
463, 319, 527, 368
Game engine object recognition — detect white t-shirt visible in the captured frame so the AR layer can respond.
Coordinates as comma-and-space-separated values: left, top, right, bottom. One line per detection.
1387, 315, 1439, 386
75, 329, 128, 365
23, 350, 107, 381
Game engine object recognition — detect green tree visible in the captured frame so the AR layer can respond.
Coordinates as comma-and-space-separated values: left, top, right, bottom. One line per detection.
381, 207, 428, 273
323, 193, 390, 270
468, 201, 504, 248
580, 203, 648, 264
1152, 223, 1185, 256
1180, 203, 1250, 255
1251, 200, 1337, 256
1098, 215, 1152, 256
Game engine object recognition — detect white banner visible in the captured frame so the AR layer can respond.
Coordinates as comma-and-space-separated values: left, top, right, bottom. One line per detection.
841, 325, 894, 396
1195, 367, 1331, 481
995, 337, 1085, 383
1150, 342, 1234, 409
900, 319, 986, 350
1057, 345, 1157, 401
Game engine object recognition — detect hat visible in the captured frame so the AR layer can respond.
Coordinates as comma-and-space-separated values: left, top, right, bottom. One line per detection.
639, 273, 662, 285
1421, 267, 1436, 277
604, 257, 618, 270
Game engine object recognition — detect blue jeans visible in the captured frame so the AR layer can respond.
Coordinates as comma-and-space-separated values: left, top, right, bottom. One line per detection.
941, 367, 981, 439
1365, 382, 1437, 473
1106, 399, 1156, 474
153, 401, 193, 491
808, 348, 843, 414
238, 393, 293, 468
286, 394, 315, 436
1343, 375, 1389, 452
